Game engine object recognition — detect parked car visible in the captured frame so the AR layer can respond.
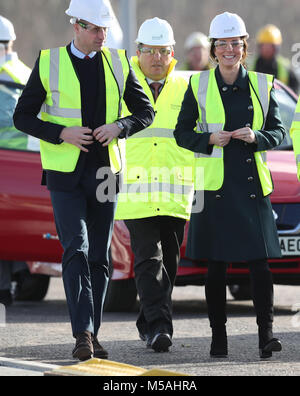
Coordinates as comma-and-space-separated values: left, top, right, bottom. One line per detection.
0, 76, 299, 308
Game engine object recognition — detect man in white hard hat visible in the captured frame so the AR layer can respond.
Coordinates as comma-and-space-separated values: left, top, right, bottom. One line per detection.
0, 15, 31, 84
13, 0, 154, 361
115, 17, 195, 352
0, 15, 32, 307
181, 31, 211, 71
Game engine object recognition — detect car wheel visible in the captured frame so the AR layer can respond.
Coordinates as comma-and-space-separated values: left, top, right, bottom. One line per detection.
104, 278, 137, 312
14, 270, 50, 301
228, 283, 252, 300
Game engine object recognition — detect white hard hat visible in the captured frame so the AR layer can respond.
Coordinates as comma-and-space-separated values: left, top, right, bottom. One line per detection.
209, 12, 248, 39
66, 0, 114, 28
0, 15, 16, 41
136, 17, 175, 46
184, 32, 209, 51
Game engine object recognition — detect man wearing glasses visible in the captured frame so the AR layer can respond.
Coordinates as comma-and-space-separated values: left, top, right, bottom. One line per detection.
13, 0, 154, 361
115, 17, 194, 352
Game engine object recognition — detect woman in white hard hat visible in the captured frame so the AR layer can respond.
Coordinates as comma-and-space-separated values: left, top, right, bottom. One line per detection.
174, 12, 284, 359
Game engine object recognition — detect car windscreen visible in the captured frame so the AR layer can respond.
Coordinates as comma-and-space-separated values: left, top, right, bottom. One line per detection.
0, 81, 39, 152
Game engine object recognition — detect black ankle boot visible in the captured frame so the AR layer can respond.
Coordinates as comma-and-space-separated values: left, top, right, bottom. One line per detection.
258, 327, 282, 358
210, 326, 228, 358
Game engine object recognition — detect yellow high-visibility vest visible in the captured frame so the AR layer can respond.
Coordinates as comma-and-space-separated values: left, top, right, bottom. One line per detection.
0, 58, 31, 84
190, 69, 274, 196
115, 56, 194, 220
38, 46, 129, 174
290, 96, 300, 180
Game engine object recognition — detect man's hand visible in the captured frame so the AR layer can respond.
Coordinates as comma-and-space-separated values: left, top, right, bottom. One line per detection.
209, 131, 233, 147
232, 127, 256, 143
59, 126, 93, 152
93, 123, 122, 147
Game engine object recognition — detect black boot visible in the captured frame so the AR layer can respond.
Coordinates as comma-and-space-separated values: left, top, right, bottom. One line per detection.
210, 326, 228, 358
258, 327, 282, 358
205, 261, 228, 357
249, 260, 281, 358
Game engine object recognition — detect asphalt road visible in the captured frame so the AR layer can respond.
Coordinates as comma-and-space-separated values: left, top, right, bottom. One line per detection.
0, 278, 299, 376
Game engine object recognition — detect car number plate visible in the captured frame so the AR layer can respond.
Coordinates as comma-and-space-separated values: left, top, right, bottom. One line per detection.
279, 236, 300, 256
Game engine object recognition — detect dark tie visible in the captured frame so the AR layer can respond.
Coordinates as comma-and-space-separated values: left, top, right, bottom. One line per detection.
84, 55, 90, 60
150, 82, 162, 102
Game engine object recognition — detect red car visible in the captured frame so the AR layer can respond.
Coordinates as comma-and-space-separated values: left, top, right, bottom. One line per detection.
0, 77, 299, 308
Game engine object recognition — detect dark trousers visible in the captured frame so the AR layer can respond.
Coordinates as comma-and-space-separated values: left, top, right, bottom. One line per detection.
125, 216, 185, 339
50, 169, 116, 337
205, 259, 274, 329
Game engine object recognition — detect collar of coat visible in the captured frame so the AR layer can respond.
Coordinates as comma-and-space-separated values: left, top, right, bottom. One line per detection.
215, 64, 249, 91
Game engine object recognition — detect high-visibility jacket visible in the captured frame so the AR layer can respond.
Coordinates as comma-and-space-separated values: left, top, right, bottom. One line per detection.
190, 69, 274, 196
0, 55, 31, 84
38, 46, 129, 174
115, 56, 194, 220
290, 96, 300, 180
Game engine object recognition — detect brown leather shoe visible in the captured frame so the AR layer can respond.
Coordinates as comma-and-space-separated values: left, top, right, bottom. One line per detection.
72, 331, 93, 361
92, 336, 108, 359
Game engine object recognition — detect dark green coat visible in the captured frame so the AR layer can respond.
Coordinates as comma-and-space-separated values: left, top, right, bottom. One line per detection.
174, 66, 286, 262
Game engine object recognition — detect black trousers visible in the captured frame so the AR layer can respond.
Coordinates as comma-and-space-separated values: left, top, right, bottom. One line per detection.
205, 259, 274, 330
125, 216, 185, 338
50, 167, 116, 337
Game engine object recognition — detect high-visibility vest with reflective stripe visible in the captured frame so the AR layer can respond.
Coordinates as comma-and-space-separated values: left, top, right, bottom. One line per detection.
115, 56, 194, 220
290, 97, 300, 180
190, 69, 274, 196
38, 46, 129, 173
0, 58, 31, 84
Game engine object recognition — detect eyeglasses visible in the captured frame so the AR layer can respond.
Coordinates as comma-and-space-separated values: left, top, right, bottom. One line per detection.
77, 20, 108, 35
214, 40, 244, 50
139, 47, 173, 56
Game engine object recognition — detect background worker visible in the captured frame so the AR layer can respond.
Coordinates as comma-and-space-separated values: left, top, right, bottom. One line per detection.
115, 17, 194, 352
13, 0, 154, 361
290, 97, 300, 180
0, 15, 32, 307
251, 24, 299, 93
0, 15, 31, 84
180, 31, 211, 71
174, 12, 284, 359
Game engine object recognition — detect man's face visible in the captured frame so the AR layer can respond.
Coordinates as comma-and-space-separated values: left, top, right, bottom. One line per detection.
137, 45, 173, 80
74, 20, 108, 53
186, 46, 210, 71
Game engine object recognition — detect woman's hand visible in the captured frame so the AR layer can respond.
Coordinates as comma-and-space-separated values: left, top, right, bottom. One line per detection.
209, 131, 232, 147
231, 127, 256, 143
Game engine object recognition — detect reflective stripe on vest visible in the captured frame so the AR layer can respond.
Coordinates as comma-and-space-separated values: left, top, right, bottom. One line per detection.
115, 56, 194, 220
0, 59, 31, 85
191, 69, 274, 195
39, 46, 128, 173
128, 127, 174, 139
121, 182, 194, 195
